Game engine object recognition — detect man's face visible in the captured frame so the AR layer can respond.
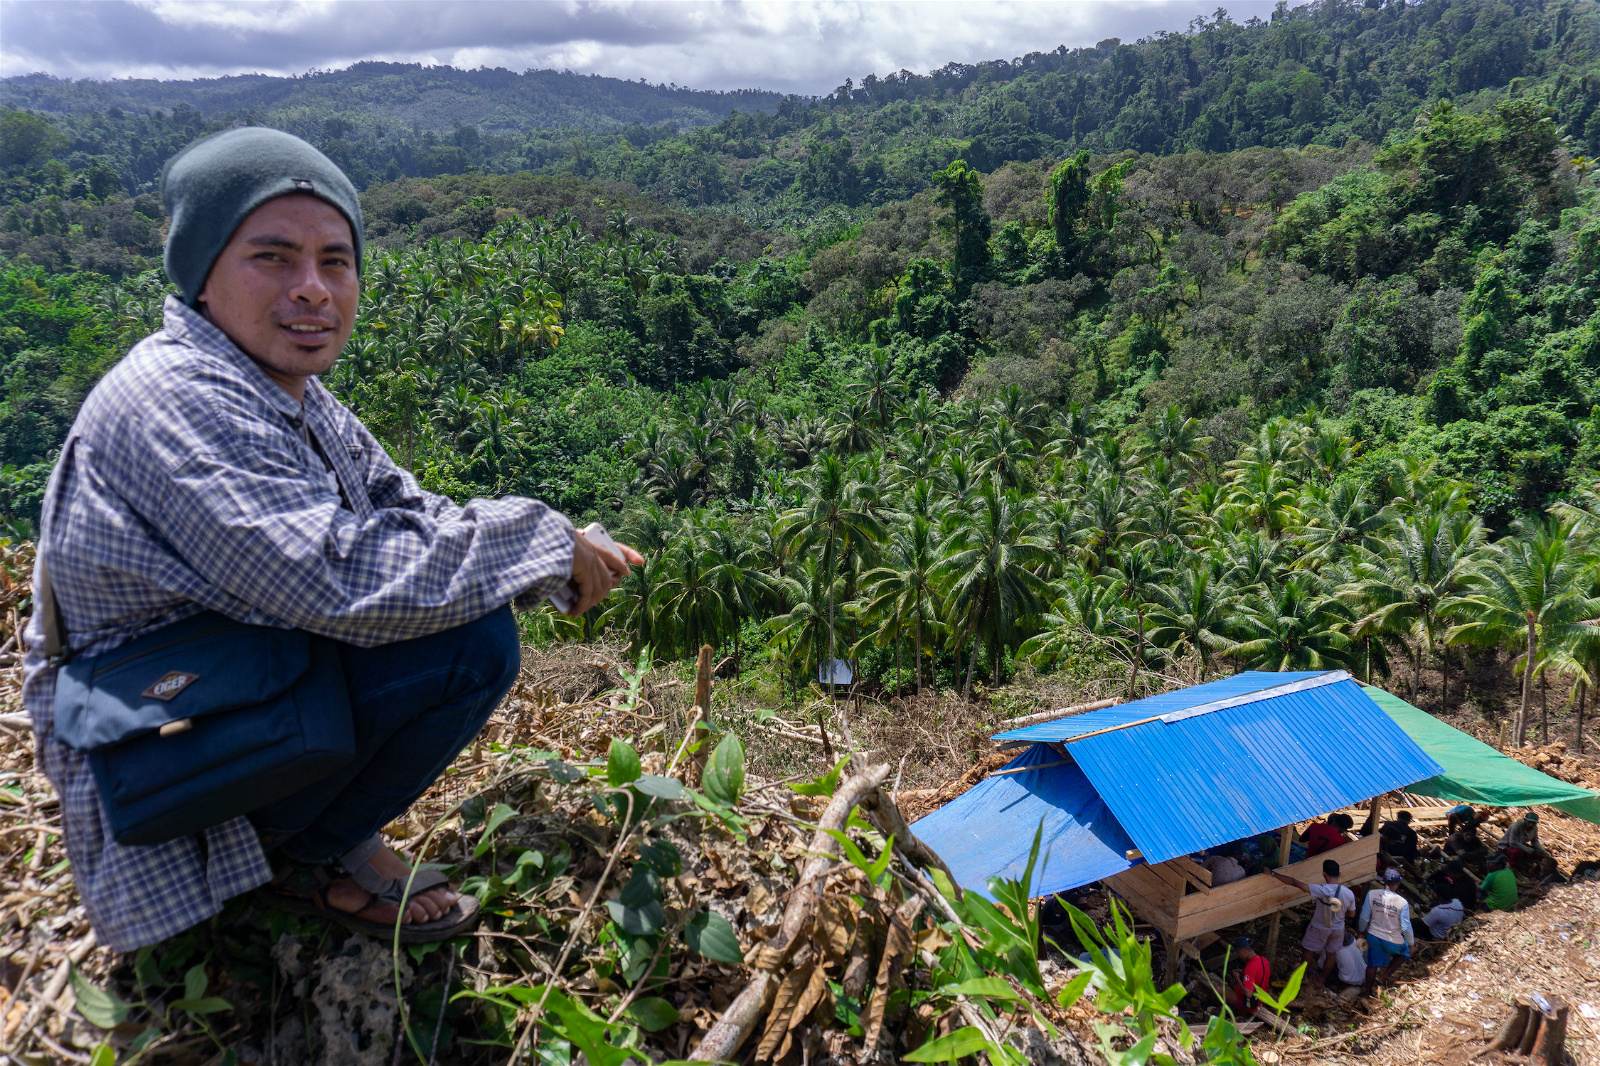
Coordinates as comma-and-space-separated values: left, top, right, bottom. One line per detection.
198, 193, 358, 389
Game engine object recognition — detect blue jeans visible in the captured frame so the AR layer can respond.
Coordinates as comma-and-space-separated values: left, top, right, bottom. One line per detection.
249, 605, 521, 865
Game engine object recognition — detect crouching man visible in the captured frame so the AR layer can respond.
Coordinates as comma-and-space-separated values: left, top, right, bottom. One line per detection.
24, 127, 641, 952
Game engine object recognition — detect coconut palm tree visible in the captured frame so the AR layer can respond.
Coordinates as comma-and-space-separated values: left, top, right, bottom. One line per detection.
650, 536, 727, 659
1146, 557, 1238, 680
1227, 573, 1354, 671
1134, 405, 1212, 472
935, 480, 1051, 694
1341, 508, 1485, 705
1445, 516, 1600, 746
780, 454, 885, 699
1019, 566, 1127, 668
860, 514, 946, 701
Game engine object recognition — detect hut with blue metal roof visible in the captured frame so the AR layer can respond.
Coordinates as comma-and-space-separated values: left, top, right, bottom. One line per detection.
913, 670, 1444, 979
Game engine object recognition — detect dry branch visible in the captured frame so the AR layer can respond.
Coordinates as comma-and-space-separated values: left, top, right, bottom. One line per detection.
690, 762, 891, 1062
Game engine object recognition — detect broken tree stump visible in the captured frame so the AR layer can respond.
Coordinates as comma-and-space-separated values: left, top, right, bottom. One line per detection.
1481, 993, 1570, 1065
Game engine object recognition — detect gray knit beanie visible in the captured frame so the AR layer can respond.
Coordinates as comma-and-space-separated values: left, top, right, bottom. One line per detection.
161, 127, 364, 307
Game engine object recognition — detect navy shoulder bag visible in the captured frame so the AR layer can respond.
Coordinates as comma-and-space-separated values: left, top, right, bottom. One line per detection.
42, 557, 355, 846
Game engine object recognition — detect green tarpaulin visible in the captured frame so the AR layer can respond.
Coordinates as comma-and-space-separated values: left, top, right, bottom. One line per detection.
1363, 685, 1600, 826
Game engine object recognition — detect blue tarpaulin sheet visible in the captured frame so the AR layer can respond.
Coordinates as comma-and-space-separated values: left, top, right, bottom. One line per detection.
911, 743, 1137, 899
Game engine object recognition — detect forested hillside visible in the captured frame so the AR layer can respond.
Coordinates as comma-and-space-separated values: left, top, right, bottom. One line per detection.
4, 0, 1595, 208
1, 0, 1600, 739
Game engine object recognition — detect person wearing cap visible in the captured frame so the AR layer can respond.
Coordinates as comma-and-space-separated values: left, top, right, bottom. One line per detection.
1479, 852, 1519, 912
1499, 811, 1554, 875
1270, 857, 1354, 986
1358, 868, 1414, 995
1225, 936, 1271, 1012
22, 127, 643, 952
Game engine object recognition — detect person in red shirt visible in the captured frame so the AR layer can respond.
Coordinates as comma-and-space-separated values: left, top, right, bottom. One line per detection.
1227, 936, 1272, 1012
1303, 813, 1355, 856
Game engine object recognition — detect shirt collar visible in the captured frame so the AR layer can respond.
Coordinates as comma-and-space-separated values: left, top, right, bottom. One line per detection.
162, 296, 327, 420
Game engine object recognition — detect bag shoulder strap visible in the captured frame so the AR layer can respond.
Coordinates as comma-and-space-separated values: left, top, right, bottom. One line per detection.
35, 552, 69, 662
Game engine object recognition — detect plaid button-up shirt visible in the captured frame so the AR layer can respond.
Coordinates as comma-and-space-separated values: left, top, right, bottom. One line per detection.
24, 298, 574, 952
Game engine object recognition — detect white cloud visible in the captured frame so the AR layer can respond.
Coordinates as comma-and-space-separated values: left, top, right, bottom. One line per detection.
0, 0, 1287, 94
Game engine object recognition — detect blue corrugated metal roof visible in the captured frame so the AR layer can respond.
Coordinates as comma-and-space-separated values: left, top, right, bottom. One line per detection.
995, 671, 1332, 743
1037, 674, 1442, 865
911, 742, 1137, 898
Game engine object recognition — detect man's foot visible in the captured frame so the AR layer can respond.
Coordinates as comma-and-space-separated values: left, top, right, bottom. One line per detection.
257, 839, 481, 943
323, 843, 457, 926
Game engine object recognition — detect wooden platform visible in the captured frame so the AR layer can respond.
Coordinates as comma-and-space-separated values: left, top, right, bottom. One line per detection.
1336, 803, 1455, 828
1102, 833, 1378, 941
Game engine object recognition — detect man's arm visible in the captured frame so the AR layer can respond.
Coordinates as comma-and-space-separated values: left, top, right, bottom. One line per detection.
1358, 891, 1373, 932
1398, 900, 1414, 948
1269, 870, 1309, 892
151, 440, 578, 646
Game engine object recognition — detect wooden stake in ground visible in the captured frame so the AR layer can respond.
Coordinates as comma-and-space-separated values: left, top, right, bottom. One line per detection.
689, 644, 713, 784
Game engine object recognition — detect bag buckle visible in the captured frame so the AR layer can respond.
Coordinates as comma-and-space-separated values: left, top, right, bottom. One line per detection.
159, 718, 193, 737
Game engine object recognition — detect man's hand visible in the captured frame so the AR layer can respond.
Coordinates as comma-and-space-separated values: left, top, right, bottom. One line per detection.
568, 530, 644, 616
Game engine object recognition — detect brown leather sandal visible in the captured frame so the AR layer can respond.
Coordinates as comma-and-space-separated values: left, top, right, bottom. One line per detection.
256, 835, 480, 943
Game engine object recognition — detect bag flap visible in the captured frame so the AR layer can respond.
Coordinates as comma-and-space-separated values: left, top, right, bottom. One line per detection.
54, 612, 312, 750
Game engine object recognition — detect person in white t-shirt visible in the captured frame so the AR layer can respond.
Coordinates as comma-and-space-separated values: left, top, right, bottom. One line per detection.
1271, 858, 1355, 986
1317, 929, 1368, 987
1414, 885, 1465, 940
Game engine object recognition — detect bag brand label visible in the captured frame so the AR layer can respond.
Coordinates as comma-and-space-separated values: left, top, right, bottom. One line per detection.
143, 671, 200, 702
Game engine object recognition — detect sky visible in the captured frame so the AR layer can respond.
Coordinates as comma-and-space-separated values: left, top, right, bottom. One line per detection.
0, 1, 1290, 95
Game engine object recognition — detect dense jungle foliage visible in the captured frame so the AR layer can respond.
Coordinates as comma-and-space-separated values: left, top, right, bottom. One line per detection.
2, 0, 1600, 744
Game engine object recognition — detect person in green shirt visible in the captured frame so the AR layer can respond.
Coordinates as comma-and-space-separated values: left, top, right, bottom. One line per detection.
1479, 852, 1518, 912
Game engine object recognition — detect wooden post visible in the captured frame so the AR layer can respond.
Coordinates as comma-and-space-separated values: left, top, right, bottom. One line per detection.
1266, 826, 1294, 959
1364, 795, 1383, 837
690, 645, 713, 783
1163, 937, 1182, 985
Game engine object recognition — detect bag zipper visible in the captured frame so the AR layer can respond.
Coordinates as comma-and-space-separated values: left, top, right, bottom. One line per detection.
89, 616, 248, 678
